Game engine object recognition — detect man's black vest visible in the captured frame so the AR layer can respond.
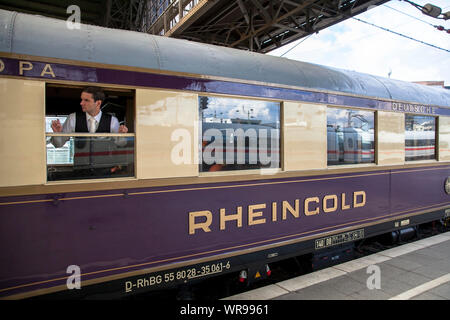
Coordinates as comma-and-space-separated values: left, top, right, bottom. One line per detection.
74, 112, 112, 150
75, 112, 112, 132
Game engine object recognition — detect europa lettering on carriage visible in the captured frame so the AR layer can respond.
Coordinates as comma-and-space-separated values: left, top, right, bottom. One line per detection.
391, 102, 436, 115
0, 59, 57, 78
188, 190, 366, 234
18, 61, 56, 78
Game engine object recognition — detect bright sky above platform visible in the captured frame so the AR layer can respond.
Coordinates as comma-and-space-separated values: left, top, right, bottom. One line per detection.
268, 0, 450, 86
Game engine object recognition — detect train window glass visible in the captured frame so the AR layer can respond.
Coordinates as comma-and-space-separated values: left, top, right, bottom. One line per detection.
46, 116, 74, 165
45, 84, 135, 181
327, 108, 375, 165
199, 96, 281, 172
405, 114, 436, 161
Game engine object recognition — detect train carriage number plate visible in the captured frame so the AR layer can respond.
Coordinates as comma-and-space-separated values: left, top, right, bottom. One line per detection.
124, 260, 231, 293
315, 229, 364, 250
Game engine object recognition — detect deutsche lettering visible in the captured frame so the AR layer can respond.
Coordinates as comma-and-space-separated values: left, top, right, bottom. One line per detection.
391, 102, 436, 115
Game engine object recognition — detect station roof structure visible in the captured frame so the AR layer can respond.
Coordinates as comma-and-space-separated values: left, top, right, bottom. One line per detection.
0, 0, 389, 53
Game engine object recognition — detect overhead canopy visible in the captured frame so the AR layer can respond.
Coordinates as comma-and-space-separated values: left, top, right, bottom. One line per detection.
150, 0, 391, 53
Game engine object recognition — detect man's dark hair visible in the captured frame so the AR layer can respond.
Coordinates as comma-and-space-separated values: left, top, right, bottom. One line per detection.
82, 87, 105, 102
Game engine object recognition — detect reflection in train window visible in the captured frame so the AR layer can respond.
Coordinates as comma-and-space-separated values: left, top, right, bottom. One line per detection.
46, 136, 135, 181
199, 96, 280, 172
45, 84, 135, 181
405, 114, 436, 161
327, 108, 375, 165
46, 116, 74, 165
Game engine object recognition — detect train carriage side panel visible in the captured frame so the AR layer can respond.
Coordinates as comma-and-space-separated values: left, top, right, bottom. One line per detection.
2, 162, 448, 298
136, 89, 198, 179
390, 166, 450, 214
439, 116, 450, 161
377, 111, 405, 166
283, 102, 327, 171
0, 78, 46, 187
0, 8, 450, 300
0, 168, 393, 298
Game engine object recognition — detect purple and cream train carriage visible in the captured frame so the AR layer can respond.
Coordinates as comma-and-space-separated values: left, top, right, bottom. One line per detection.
0, 9, 449, 299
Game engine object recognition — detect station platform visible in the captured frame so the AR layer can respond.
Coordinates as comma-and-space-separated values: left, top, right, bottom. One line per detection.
225, 231, 450, 300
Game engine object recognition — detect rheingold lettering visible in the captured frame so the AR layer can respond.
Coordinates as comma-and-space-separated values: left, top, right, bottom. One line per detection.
188, 190, 366, 234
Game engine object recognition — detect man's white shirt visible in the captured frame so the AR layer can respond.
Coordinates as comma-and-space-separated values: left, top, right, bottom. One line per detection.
51, 111, 122, 148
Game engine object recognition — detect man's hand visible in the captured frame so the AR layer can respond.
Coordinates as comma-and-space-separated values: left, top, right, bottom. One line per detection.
51, 119, 63, 132
118, 125, 128, 133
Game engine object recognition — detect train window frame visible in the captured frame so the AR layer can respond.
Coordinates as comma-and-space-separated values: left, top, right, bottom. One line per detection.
198, 95, 282, 175
404, 113, 437, 162
326, 106, 376, 167
44, 83, 136, 182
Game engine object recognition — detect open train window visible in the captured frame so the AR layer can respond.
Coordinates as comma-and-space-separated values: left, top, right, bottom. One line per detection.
405, 114, 436, 161
199, 96, 280, 172
45, 84, 135, 181
327, 107, 375, 165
